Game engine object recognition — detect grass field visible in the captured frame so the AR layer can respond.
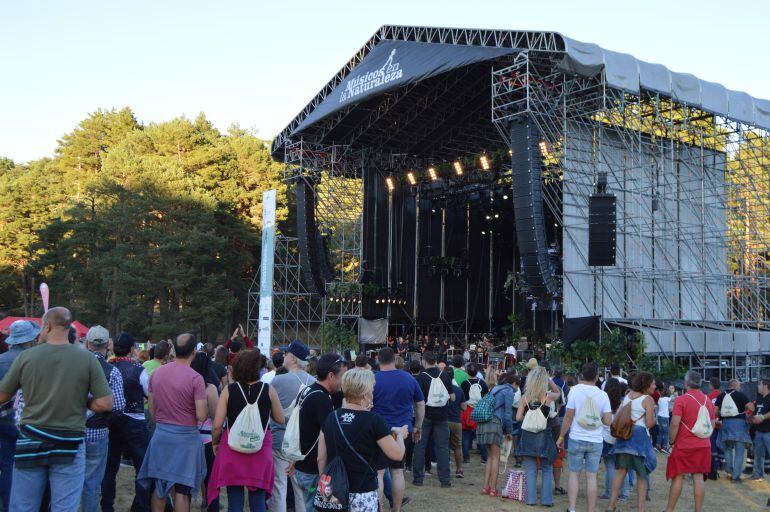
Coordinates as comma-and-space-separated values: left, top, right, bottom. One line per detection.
114, 451, 770, 511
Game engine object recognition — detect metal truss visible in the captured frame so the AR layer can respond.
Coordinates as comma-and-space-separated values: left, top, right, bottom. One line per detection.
272, 25, 564, 155
277, 141, 365, 346
492, 50, 770, 362
247, 236, 323, 345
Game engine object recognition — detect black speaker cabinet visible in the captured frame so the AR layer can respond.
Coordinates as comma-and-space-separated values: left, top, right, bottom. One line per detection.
588, 194, 616, 267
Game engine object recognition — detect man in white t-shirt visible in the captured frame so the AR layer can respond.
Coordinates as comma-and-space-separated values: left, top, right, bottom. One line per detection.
261, 351, 283, 385
601, 363, 627, 390
557, 362, 612, 512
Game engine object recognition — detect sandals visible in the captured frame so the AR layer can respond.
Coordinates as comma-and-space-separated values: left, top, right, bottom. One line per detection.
489, 489, 499, 498
481, 486, 490, 495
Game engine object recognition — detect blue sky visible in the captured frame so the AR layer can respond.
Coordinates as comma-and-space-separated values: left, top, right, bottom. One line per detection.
1, 0, 768, 162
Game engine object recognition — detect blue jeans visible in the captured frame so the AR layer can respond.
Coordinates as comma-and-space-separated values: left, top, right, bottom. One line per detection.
412, 418, 451, 485
10, 441, 85, 512
0, 422, 18, 511
754, 431, 770, 478
523, 456, 553, 506
461, 430, 487, 462
383, 467, 393, 503
227, 486, 266, 512
462, 430, 473, 462
294, 470, 318, 512
567, 439, 603, 473
82, 437, 109, 512
724, 440, 746, 480
101, 415, 150, 511
657, 417, 670, 450
603, 452, 629, 498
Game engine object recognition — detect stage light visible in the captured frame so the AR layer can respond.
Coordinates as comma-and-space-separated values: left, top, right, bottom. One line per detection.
385, 176, 395, 192
503, 194, 509, 200
479, 154, 491, 171
508, 149, 513, 156
453, 160, 463, 176
539, 140, 550, 159
375, 298, 380, 304
407, 172, 417, 186
486, 215, 491, 220
428, 166, 438, 181
481, 231, 486, 235
495, 214, 499, 219
431, 208, 436, 213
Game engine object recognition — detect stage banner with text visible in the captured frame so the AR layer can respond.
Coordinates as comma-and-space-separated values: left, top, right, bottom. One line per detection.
257, 190, 276, 353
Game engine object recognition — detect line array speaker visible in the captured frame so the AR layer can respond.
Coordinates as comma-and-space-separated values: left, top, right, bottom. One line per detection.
588, 193, 617, 267
295, 180, 335, 295
510, 117, 558, 297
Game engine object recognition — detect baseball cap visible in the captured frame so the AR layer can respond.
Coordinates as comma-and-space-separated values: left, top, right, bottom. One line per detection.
280, 340, 309, 362
86, 325, 110, 346
114, 332, 138, 351
317, 353, 345, 375
5, 320, 40, 345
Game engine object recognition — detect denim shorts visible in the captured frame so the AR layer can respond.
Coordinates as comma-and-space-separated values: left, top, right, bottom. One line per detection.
567, 439, 603, 473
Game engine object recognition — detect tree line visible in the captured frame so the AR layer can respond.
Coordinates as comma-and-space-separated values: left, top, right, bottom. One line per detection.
0, 108, 292, 341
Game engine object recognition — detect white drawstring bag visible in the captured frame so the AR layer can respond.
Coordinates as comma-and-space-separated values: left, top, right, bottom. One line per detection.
228, 383, 265, 454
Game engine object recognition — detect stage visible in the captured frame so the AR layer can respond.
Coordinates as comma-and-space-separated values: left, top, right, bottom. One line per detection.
250, 25, 770, 377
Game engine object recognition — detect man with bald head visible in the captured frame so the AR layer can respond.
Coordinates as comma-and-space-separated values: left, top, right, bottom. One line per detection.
0, 306, 114, 511
137, 333, 208, 511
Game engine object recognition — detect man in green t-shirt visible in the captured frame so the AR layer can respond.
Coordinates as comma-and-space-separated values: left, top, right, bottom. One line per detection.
0, 307, 113, 511
142, 340, 170, 376
450, 355, 470, 387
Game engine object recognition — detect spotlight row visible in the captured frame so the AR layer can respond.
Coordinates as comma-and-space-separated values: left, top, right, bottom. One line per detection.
386, 153, 495, 192
375, 297, 407, 305
328, 296, 361, 304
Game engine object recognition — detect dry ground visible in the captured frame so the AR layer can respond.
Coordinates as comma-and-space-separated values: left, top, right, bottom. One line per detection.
115, 451, 770, 511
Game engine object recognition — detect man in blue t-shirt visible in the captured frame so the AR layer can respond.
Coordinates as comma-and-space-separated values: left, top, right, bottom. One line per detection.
373, 347, 425, 512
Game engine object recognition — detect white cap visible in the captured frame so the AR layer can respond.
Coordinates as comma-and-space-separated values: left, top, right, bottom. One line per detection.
86, 325, 110, 345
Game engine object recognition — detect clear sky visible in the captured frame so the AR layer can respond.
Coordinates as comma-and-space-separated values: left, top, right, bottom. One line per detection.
1, 0, 768, 162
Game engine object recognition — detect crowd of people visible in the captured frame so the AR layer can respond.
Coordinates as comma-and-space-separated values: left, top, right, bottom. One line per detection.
0, 310, 768, 511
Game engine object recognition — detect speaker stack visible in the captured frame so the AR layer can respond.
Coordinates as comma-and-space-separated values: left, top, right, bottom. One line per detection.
295, 179, 335, 295
510, 117, 558, 297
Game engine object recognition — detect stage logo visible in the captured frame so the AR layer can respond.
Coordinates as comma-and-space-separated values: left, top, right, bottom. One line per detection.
339, 49, 403, 103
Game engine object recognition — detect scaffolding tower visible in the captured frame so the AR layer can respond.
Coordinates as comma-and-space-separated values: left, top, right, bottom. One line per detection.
249, 141, 365, 348
492, 50, 770, 376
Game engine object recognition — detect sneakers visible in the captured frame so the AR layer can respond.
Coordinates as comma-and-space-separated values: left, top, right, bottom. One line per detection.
598, 493, 610, 500
748, 475, 765, 481
456, 468, 464, 478
401, 496, 412, 507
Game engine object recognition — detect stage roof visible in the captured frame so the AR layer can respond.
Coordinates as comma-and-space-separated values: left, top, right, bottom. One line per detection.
272, 25, 770, 159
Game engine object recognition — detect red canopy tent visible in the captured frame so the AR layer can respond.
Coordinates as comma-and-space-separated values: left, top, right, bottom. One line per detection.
0, 317, 90, 338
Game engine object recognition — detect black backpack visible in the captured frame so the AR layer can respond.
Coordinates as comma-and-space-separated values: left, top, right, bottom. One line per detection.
85, 356, 114, 430
313, 411, 375, 511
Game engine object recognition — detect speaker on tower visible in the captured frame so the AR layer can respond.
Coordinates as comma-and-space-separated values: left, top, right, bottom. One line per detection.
588, 193, 616, 267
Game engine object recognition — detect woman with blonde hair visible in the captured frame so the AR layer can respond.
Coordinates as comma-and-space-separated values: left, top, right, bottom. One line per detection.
484, 365, 498, 388
317, 368, 405, 512
516, 365, 560, 506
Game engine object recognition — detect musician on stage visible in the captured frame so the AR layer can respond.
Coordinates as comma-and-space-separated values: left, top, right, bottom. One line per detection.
437, 338, 448, 362
397, 336, 407, 355
505, 343, 517, 367
424, 335, 436, 353
386, 336, 397, 353
407, 335, 416, 353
